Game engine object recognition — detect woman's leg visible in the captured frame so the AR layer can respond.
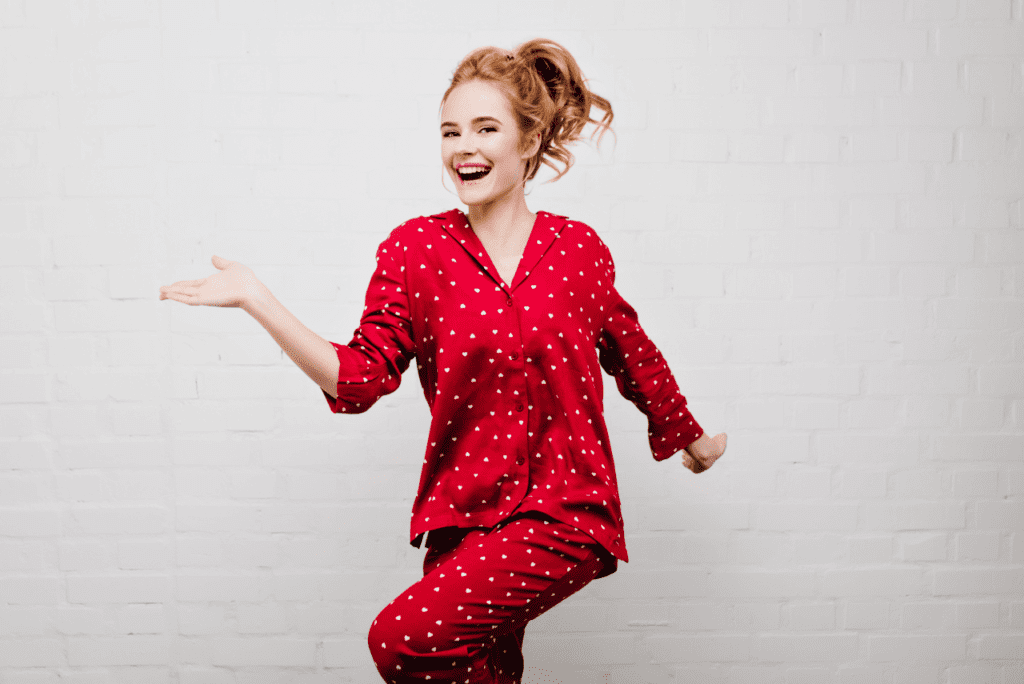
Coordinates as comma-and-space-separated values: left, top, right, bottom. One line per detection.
368, 512, 607, 683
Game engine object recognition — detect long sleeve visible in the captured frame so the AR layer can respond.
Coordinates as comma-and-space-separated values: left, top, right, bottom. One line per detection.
595, 240, 704, 461
323, 227, 416, 414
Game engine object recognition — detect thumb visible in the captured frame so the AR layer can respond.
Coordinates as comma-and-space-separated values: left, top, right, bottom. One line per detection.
211, 255, 231, 270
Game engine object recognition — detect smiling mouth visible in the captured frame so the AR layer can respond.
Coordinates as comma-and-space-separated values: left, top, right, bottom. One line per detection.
457, 166, 491, 182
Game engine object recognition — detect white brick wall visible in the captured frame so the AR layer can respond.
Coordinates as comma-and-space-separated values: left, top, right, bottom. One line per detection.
0, 0, 1022, 682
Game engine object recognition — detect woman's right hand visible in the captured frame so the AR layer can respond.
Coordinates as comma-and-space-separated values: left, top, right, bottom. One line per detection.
159, 255, 265, 309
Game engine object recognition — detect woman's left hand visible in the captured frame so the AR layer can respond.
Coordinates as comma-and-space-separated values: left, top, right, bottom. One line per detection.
681, 432, 727, 474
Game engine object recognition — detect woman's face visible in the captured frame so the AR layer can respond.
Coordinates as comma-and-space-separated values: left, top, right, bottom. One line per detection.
440, 79, 537, 210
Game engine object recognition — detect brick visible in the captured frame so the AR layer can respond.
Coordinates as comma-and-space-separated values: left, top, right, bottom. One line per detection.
902, 602, 955, 630
861, 503, 965, 531
868, 634, 967, 661
640, 634, 749, 663
176, 575, 263, 602
990, 93, 1024, 128
823, 568, 925, 597
0, 576, 62, 604
211, 638, 316, 667
899, 533, 949, 561
64, 506, 167, 535
933, 568, 1024, 595
978, 366, 1024, 396
0, 509, 61, 537
0, 304, 47, 332
849, 536, 894, 563
755, 503, 857, 531
118, 540, 171, 570
838, 470, 887, 499
852, 62, 901, 94
67, 636, 169, 665
594, 570, 710, 600
0, 606, 50, 637
271, 27, 363, 58
755, 633, 859, 662
823, 26, 927, 58
67, 575, 171, 604
956, 602, 1000, 629
0, 639, 62, 667
709, 571, 818, 598
526, 633, 636, 665
849, 130, 899, 162
843, 601, 890, 630
110, 403, 162, 436
320, 637, 367, 667
778, 468, 831, 498
56, 606, 105, 636
0, 234, 43, 266
784, 603, 836, 630
938, 23, 1024, 56
934, 435, 1024, 462
975, 501, 1024, 529
236, 604, 288, 634
890, 470, 942, 498
952, 470, 999, 496
57, 540, 110, 572
177, 606, 225, 635
977, 634, 1024, 660
116, 604, 165, 634
908, 128, 955, 162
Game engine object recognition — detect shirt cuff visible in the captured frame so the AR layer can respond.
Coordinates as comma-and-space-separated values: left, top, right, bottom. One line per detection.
649, 413, 704, 462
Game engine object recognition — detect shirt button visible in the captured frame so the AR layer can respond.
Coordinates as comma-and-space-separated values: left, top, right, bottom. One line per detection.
506, 297, 513, 306
515, 402, 524, 412
516, 456, 525, 465
510, 351, 518, 360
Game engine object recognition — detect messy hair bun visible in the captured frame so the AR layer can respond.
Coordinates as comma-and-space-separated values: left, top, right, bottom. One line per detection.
441, 38, 614, 184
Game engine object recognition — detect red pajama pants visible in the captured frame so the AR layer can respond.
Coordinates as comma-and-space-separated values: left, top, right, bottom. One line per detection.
368, 511, 610, 683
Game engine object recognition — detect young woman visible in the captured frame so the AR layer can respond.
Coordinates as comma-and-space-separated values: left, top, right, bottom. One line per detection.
161, 38, 727, 684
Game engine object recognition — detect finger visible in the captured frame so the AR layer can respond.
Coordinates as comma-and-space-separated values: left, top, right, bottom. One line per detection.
212, 255, 232, 270
683, 451, 704, 473
161, 278, 205, 292
163, 287, 204, 304
681, 452, 695, 471
163, 284, 202, 296
163, 291, 196, 305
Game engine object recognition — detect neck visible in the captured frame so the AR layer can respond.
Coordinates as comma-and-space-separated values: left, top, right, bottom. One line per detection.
465, 189, 535, 245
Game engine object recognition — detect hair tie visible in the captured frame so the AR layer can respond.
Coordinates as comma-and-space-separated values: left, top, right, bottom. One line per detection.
506, 53, 514, 61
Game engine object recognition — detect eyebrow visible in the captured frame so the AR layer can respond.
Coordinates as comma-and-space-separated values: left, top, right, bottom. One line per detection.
439, 116, 503, 129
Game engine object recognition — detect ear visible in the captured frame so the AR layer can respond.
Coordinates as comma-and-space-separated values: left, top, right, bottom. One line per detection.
521, 131, 542, 160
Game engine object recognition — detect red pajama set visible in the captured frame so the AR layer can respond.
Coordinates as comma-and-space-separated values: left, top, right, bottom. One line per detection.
323, 209, 704, 683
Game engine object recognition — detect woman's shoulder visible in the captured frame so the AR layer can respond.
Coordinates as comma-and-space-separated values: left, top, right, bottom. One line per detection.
376, 209, 462, 248
542, 212, 608, 250
388, 208, 463, 236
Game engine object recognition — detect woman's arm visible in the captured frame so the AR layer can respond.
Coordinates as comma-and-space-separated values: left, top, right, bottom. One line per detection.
160, 255, 341, 399
242, 287, 340, 398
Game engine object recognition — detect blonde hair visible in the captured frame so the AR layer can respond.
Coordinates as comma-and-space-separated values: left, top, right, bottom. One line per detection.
440, 38, 614, 184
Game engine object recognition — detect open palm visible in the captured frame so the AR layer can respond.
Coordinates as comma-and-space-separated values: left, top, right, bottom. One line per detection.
159, 255, 261, 308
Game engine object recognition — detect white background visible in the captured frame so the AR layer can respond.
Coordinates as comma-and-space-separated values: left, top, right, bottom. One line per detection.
1, 0, 1022, 682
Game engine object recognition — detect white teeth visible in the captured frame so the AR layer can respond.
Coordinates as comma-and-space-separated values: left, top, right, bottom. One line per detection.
458, 166, 491, 176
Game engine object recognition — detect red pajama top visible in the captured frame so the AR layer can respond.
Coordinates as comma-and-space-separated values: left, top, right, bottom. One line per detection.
322, 208, 703, 578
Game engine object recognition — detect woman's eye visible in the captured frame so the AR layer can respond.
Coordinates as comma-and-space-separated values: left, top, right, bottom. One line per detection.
442, 131, 458, 138
481, 127, 496, 133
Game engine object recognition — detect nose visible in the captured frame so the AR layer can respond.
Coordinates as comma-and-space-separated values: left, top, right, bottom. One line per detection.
454, 131, 476, 156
